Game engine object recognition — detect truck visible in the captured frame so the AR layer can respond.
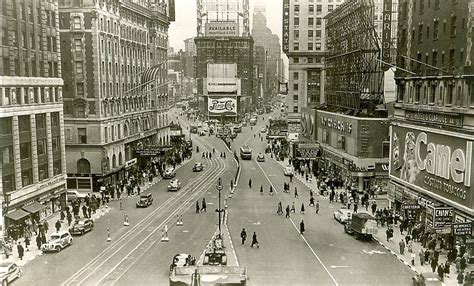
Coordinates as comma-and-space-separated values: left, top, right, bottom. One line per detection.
344, 213, 378, 240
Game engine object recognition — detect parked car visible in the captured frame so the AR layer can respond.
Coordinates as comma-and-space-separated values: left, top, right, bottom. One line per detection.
163, 167, 176, 179
66, 190, 88, 203
260, 127, 267, 133
41, 231, 73, 252
168, 179, 181, 192
0, 262, 22, 286
412, 272, 443, 286
136, 193, 153, 208
283, 165, 294, 176
69, 218, 94, 235
257, 153, 265, 162
193, 162, 203, 172
334, 208, 353, 223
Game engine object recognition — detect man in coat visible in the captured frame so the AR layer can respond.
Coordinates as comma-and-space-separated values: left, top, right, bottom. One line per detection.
300, 220, 305, 235
240, 228, 247, 244
17, 242, 24, 260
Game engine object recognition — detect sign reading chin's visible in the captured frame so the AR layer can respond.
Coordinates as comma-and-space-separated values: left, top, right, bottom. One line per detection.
390, 124, 473, 210
208, 97, 237, 116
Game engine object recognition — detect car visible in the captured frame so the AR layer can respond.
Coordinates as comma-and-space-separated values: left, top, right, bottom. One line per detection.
257, 153, 265, 162
163, 167, 176, 179
66, 190, 89, 203
69, 218, 94, 235
412, 272, 443, 286
41, 231, 73, 252
193, 162, 203, 172
169, 253, 195, 272
0, 262, 22, 286
283, 165, 294, 176
168, 179, 181, 192
260, 127, 267, 133
199, 131, 206, 136
333, 208, 353, 223
136, 193, 153, 208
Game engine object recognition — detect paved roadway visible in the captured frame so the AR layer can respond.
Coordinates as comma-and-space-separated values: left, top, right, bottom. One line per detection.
16, 108, 414, 286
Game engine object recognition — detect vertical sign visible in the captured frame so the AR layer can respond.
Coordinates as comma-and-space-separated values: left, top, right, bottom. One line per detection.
282, 0, 290, 53
381, 0, 392, 70
168, 0, 175, 22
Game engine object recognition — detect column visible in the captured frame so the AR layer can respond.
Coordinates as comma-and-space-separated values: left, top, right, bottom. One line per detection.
59, 111, 66, 176
30, 114, 39, 183
12, 116, 22, 190
46, 113, 54, 178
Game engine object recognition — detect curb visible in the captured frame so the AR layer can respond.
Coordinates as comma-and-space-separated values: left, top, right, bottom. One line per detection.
373, 236, 419, 275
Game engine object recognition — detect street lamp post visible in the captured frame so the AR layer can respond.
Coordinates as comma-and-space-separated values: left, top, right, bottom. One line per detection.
215, 177, 224, 239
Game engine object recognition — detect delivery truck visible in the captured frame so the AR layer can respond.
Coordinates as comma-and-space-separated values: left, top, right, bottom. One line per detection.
344, 213, 378, 240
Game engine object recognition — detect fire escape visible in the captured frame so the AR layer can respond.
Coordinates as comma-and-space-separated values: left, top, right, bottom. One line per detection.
325, 0, 384, 116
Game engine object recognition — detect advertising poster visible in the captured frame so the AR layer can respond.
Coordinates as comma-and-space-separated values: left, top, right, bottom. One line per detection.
208, 96, 237, 116
390, 125, 473, 210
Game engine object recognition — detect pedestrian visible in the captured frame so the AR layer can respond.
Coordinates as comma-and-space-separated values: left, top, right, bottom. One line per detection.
309, 197, 315, 206
55, 220, 61, 232
60, 210, 65, 221
285, 205, 290, 218
260, 185, 263, 195
291, 202, 296, 213
67, 212, 72, 226
87, 206, 92, 218
82, 205, 88, 218
248, 178, 252, 188
289, 173, 293, 183
43, 220, 49, 233
386, 228, 391, 242
353, 203, 358, 213
24, 236, 30, 251
411, 252, 416, 266
419, 249, 425, 266
294, 187, 298, 198
300, 220, 305, 235
269, 185, 274, 195
240, 228, 247, 244
196, 201, 200, 213
300, 203, 305, 214
17, 242, 24, 260
36, 234, 42, 250
457, 271, 464, 286
431, 258, 438, 273
201, 198, 207, 212
399, 239, 406, 255
250, 232, 259, 248
315, 200, 320, 214
444, 260, 451, 278
437, 263, 445, 282
277, 202, 283, 215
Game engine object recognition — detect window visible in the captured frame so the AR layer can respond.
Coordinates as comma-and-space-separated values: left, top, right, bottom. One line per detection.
293, 83, 299, 91
449, 49, 455, 67
73, 16, 81, 29
418, 24, 423, 42
470, 82, 474, 106
309, 5, 314, 13
76, 83, 84, 97
74, 39, 82, 52
53, 160, 61, 175
75, 61, 83, 75
21, 168, 33, 187
337, 134, 346, 150
322, 129, 330, 144
20, 142, 31, 159
51, 112, 60, 127
433, 20, 439, 39
293, 106, 298, 113
294, 18, 299, 26
18, 115, 30, 132
38, 163, 49, 181
77, 158, 91, 173
294, 5, 299, 12
293, 57, 299, 64
293, 43, 299, 50
328, 5, 334, 12
447, 85, 454, 105
293, 94, 298, 101
429, 84, 436, 103
2, 146, 13, 165
35, 114, 46, 130
308, 30, 314, 39
316, 30, 321, 38
78, 128, 87, 143
37, 138, 46, 155
294, 30, 299, 40
308, 17, 314, 26
451, 16, 457, 36
316, 17, 322, 26
316, 5, 322, 13
308, 43, 313, 50
315, 43, 321, 50
293, 72, 299, 80
52, 136, 60, 152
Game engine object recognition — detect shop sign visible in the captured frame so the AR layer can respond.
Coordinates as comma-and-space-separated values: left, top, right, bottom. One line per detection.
426, 206, 454, 230
208, 97, 237, 116
37, 176, 65, 191
296, 143, 320, 159
205, 22, 239, 37
381, 0, 392, 70
282, 0, 290, 53
125, 158, 137, 168
452, 223, 472, 236
390, 125, 473, 209
405, 110, 462, 127
402, 203, 421, 210
417, 196, 436, 208
320, 117, 352, 133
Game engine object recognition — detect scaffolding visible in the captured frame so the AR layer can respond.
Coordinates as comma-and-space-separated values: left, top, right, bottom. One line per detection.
325, 0, 384, 115
196, 0, 249, 37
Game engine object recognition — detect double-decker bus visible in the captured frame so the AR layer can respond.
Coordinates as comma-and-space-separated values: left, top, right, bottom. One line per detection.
240, 146, 252, 160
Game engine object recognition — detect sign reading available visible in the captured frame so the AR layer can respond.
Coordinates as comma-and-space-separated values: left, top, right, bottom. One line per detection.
390, 125, 473, 210
208, 97, 237, 116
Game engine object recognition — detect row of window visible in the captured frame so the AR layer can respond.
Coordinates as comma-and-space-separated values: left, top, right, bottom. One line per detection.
398, 81, 474, 107
2, 158, 61, 192
404, 16, 466, 45
2, 1, 56, 28
293, 4, 338, 15
0, 86, 61, 107
293, 17, 323, 28
293, 42, 322, 51
1, 27, 58, 53
291, 56, 324, 64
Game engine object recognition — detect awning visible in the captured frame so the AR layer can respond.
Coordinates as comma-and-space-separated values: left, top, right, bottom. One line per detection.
141, 64, 163, 84
4, 209, 30, 221
22, 202, 47, 214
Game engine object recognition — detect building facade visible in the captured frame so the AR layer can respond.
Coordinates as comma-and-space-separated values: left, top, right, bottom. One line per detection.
282, 0, 345, 113
391, 0, 474, 227
1, 0, 67, 234
59, 0, 173, 192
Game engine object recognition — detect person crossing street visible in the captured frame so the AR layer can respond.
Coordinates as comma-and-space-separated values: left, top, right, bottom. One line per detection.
240, 228, 247, 244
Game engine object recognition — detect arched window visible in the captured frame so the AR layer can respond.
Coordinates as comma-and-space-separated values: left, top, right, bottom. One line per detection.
119, 152, 123, 165
112, 154, 117, 168
77, 158, 91, 173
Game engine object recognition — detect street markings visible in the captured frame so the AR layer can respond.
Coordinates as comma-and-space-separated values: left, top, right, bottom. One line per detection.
330, 265, 349, 269
363, 249, 386, 256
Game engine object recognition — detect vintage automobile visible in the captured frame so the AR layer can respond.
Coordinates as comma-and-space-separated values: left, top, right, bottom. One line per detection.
69, 218, 94, 235
412, 272, 443, 286
136, 193, 153, 208
41, 231, 73, 252
168, 179, 181, 192
193, 162, 203, 172
257, 153, 265, 162
169, 253, 195, 272
283, 165, 294, 176
333, 208, 353, 224
163, 167, 176, 179
0, 262, 22, 286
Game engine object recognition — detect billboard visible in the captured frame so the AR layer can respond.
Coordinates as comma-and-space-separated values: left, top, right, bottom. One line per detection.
390, 125, 473, 210
208, 96, 237, 116
205, 22, 239, 37
282, 0, 290, 53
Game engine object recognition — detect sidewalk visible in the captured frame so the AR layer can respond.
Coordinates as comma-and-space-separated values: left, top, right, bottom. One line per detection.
273, 156, 469, 285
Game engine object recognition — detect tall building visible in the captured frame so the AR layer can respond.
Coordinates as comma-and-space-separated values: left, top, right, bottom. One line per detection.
390, 0, 474, 225
195, 0, 254, 118
183, 37, 196, 78
1, 0, 67, 234
282, 0, 345, 113
251, 5, 282, 101
59, 0, 174, 192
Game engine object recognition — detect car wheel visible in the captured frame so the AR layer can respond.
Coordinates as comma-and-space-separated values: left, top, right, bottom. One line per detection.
55, 246, 61, 252
81, 230, 85, 235
17, 269, 22, 278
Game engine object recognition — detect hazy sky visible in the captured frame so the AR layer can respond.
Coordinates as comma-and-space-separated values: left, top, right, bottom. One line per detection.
169, 0, 283, 51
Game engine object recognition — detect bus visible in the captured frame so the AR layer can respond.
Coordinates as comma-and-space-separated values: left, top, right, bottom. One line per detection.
240, 146, 252, 160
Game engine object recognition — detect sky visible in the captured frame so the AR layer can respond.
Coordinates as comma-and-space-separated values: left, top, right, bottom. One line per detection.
168, 0, 283, 52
